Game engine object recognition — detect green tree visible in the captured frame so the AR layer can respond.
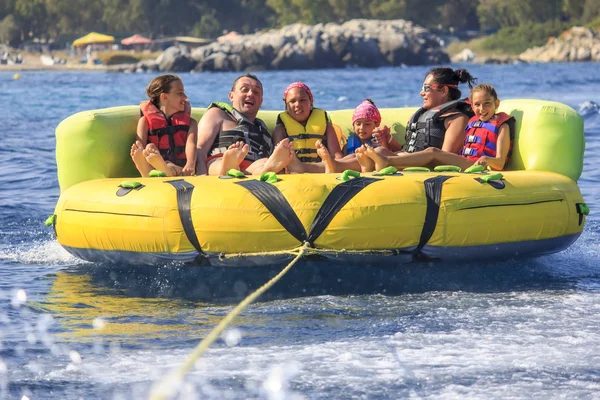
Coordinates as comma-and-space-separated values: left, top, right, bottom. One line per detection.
0, 14, 20, 45
582, 0, 600, 23
266, 0, 336, 26
562, 0, 586, 21
439, 0, 480, 31
14, 0, 49, 39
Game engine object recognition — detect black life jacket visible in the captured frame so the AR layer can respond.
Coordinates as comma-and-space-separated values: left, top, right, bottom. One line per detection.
402, 98, 474, 153
208, 102, 273, 161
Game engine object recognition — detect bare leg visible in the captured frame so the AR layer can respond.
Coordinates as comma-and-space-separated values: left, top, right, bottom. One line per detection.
249, 138, 294, 175
315, 140, 336, 173
131, 141, 153, 177
286, 155, 325, 173
208, 141, 250, 176
144, 144, 178, 176
355, 145, 375, 172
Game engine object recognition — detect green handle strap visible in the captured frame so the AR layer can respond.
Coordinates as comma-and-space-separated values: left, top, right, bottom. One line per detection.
45, 215, 55, 227
148, 170, 167, 178
403, 167, 430, 172
340, 170, 361, 182
434, 165, 462, 173
119, 181, 143, 189
480, 173, 503, 182
259, 172, 279, 183
226, 169, 246, 178
464, 164, 486, 174
578, 203, 590, 216
375, 166, 399, 176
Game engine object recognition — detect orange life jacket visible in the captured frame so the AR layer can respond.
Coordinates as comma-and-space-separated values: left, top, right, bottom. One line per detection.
140, 100, 189, 167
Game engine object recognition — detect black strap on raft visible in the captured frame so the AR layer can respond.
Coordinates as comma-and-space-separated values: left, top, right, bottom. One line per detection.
237, 177, 381, 246
474, 177, 505, 190
236, 180, 308, 243
166, 179, 204, 257
412, 175, 454, 262
307, 177, 380, 244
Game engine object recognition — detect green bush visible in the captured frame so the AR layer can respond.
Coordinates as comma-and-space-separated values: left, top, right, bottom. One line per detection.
479, 21, 571, 54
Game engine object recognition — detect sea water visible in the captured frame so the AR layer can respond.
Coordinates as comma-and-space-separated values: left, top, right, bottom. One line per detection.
0, 63, 599, 399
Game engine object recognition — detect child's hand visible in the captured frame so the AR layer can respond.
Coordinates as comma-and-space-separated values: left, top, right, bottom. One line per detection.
474, 156, 489, 167
372, 125, 391, 144
183, 100, 191, 114
182, 164, 195, 176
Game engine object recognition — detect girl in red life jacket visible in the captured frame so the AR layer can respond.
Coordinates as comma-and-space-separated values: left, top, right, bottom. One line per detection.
361, 83, 515, 172
130, 74, 198, 177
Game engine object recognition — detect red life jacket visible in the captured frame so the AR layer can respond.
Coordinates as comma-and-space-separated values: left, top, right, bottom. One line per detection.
461, 112, 515, 167
140, 100, 190, 167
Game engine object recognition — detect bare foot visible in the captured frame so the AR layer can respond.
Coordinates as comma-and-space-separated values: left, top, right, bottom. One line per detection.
131, 141, 153, 177
219, 141, 249, 175
355, 145, 375, 172
316, 140, 337, 173
365, 146, 390, 171
256, 138, 294, 174
144, 144, 175, 176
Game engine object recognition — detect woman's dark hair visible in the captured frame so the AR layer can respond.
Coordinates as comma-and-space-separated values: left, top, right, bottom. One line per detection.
146, 74, 181, 107
427, 67, 477, 100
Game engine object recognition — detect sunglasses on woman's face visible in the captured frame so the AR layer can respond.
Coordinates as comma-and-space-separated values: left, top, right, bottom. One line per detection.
422, 83, 459, 93
421, 84, 442, 93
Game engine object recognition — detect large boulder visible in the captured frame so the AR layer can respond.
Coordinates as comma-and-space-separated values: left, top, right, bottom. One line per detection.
156, 45, 197, 72
519, 27, 600, 62
183, 19, 447, 72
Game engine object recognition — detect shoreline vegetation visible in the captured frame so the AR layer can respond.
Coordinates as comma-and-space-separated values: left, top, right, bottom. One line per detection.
0, 21, 600, 72
1, 0, 599, 72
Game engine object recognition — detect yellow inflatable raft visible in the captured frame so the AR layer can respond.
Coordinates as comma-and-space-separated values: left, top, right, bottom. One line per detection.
51, 100, 588, 265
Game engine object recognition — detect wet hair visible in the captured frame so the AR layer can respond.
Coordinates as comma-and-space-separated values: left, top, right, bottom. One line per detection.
146, 74, 181, 108
470, 83, 499, 101
427, 67, 477, 100
231, 73, 263, 92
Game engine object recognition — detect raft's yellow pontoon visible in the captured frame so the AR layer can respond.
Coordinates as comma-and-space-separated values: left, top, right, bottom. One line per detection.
52, 100, 587, 265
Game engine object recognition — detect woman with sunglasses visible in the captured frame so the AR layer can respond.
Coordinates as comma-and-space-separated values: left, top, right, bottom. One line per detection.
383, 67, 477, 155
288, 67, 477, 174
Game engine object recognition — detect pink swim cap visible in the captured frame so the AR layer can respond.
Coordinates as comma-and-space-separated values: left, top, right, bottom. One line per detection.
352, 99, 381, 125
283, 82, 314, 103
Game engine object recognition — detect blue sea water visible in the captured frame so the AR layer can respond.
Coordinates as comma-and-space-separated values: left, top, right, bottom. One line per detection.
0, 63, 599, 399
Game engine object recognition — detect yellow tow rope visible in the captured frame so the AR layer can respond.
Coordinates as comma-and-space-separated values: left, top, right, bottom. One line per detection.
148, 243, 310, 400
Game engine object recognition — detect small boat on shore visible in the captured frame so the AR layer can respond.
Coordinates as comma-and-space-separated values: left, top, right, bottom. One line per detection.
50, 100, 587, 266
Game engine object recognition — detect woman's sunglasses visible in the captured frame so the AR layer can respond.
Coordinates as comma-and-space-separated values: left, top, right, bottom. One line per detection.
421, 83, 458, 93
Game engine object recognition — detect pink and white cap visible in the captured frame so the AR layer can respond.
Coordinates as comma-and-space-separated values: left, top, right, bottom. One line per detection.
283, 82, 314, 103
352, 99, 381, 125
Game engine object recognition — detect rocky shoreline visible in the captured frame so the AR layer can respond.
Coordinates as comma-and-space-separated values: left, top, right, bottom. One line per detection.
452, 26, 600, 64
3, 24, 599, 73
120, 19, 449, 73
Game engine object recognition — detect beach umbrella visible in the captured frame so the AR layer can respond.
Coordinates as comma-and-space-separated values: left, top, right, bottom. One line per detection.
72, 32, 115, 47
121, 34, 152, 46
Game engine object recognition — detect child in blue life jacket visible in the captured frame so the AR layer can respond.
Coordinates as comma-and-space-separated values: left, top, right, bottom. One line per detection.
346, 99, 393, 155
358, 83, 514, 172
130, 74, 198, 177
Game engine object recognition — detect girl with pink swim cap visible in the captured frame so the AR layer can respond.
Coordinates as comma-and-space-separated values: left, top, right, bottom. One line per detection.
273, 82, 344, 163
346, 99, 396, 155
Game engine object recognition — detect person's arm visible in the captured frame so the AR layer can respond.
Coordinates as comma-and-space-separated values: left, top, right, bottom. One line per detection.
272, 124, 287, 146
474, 123, 511, 171
372, 125, 404, 152
441, 113, 469, 153
181, 118, 198, 176
325, 123, 343, 159
136, 117, 149, 146
195, 108, 225, 175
